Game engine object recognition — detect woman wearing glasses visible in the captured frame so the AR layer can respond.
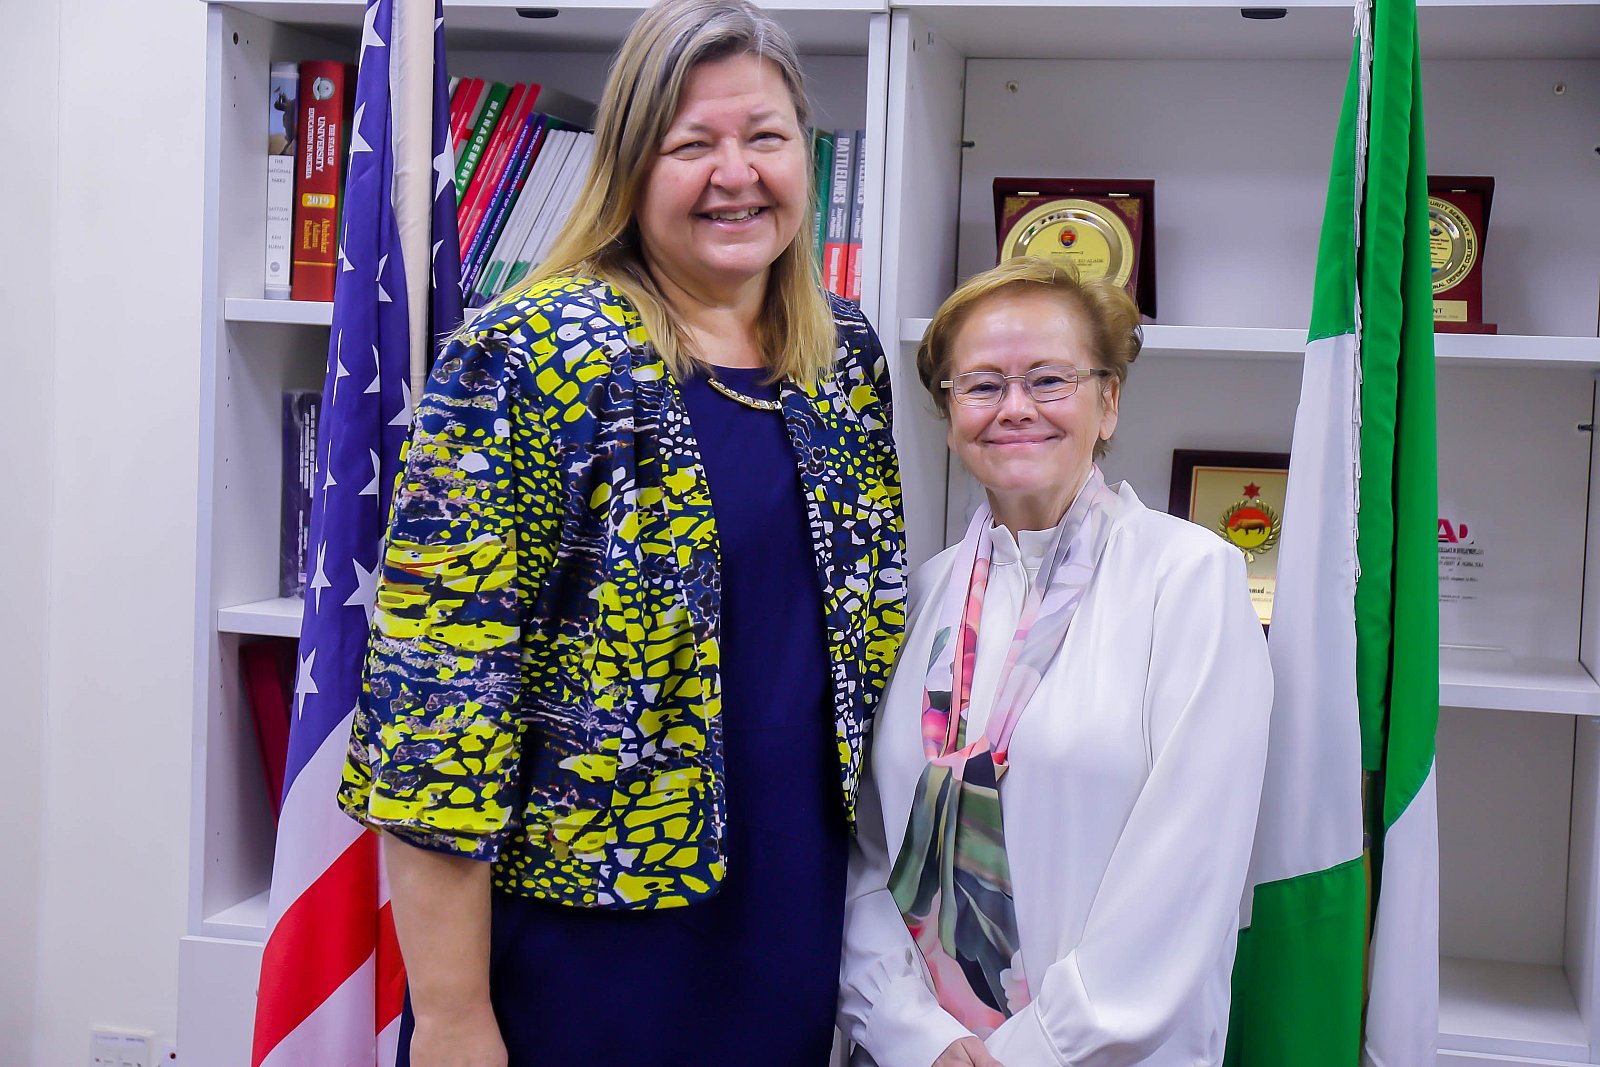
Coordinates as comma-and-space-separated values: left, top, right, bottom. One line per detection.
839, 257, 1272, 1067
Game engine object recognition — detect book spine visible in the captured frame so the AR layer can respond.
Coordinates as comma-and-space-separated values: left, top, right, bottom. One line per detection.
463, 116, 545, 298
458, 83, 529, 246
845, 129, 867, 303
811, 129, 834, 277
525, 133, 592, 275
454, 81, 510, 198
483, 128, 575, 304
264, 62, 298, 299
289, 61, 352, 302
279, 390, 320, 597
824, 129, 855, 296
240, 640, 294, 820
449, 77, 484, 160
447, 77, 468, 152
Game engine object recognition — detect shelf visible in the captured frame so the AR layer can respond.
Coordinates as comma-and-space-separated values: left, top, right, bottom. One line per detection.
899, 320, 1600, 369
225, 297, 332, 326
897, 2, 1600, 61
1141, 325, 1302, 361
201, 889, 271, 942
1439, 956, 1589, 1062
218, 596, 304, 638
217, 0, 880, 54
1432, 334, 1600, 371
1441, 652, 1600, 716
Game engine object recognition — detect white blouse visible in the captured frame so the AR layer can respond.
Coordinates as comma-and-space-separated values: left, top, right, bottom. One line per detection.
839, 483, 1273, 1067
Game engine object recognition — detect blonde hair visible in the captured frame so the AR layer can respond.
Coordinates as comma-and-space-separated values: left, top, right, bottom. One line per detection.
496, 0, 836, 386
916, 257, 1142, 459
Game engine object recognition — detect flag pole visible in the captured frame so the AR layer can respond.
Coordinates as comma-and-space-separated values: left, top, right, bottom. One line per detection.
392, 0, 436, 402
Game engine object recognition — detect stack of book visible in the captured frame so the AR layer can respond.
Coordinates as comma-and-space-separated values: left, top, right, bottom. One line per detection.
813, 128, 866, 303
265, 60, 357, 302
447, 77, 597, 307
264, 63, 865, 308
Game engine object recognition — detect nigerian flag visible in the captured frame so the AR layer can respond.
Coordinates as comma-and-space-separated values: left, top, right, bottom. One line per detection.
1225, 0, 1440, 1064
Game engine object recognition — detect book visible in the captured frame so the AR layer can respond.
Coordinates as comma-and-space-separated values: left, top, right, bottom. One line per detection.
475, 127, 577, 302
845, 129, 867, 303
240, 639, 296, 821
448, 77, 485, 161
823, 128, 856, 296
811, 129, 834, 275
457, 83, 532, 246
461, 114, 549, 299
264, 62, 298, 300
454, 81, 510, 198
279, 389, 320, 598
508, 131, 592, 297
289, 61, 354, 302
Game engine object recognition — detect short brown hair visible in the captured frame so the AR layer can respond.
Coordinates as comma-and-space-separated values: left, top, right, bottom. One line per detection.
915, 257, 1142, 457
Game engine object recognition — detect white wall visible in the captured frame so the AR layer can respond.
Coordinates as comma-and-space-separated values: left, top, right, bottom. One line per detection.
0, 3, 58, 1063
14, 0, 207, 1061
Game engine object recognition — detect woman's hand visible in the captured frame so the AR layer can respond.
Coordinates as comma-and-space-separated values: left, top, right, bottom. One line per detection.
932, 1036, 1006, 1067
406, 1000, 508, 1067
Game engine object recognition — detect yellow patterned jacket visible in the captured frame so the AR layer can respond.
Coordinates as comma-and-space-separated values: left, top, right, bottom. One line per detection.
338, 276, 905, 909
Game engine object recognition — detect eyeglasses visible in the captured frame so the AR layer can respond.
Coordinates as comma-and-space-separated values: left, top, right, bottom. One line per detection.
941, 365, 1112, 407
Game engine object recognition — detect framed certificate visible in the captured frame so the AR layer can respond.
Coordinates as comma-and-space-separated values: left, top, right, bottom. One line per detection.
1169, 450, 1290, 626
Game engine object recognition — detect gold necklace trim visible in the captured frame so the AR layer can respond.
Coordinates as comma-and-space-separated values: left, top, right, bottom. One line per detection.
706, 373, 784, 411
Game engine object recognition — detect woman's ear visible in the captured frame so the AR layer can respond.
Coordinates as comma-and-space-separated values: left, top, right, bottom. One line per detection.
1099, 378, 1120, 440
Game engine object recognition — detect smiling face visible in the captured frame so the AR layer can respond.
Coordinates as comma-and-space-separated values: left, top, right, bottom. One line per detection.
636, 52, 808, 300
945, 289, 1120, 532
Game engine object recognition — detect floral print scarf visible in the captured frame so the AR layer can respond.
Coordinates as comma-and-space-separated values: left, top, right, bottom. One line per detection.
887, 466, 1118, 1035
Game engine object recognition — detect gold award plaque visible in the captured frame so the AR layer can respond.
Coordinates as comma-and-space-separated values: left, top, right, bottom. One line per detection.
1001, 198, 1135, 289
1428, 196, 1479, 297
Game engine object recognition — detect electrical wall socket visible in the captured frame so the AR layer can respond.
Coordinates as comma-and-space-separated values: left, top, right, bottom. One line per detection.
89, 1027, 154, 1067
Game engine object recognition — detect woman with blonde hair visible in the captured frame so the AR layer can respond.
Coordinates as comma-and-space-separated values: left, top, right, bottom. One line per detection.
337, 1, 902, 1063
839, 258, 1271, 1067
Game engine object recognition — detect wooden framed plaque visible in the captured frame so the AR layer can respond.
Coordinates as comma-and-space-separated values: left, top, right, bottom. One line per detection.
1428, 175, 1495, 334
1169, 450, 1290, 627
993, 178, 1157, 317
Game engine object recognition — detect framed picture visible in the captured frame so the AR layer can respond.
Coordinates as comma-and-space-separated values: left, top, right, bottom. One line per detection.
1169, 450, 1290, 626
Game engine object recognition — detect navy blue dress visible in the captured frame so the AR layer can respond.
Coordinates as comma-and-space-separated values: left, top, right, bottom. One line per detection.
399, 364, 847, 1066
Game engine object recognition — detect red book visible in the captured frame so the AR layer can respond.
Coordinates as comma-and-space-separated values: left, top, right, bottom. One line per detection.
448, 76, 484, 157
448, 79, 469, 142
240, 639, 296, 821
459, 87, 547, 251
457, 83, 529, 239
290, 61, 354, 302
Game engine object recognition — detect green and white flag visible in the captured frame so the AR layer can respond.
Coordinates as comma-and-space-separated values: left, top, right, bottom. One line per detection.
1225, 0, 1439, 1063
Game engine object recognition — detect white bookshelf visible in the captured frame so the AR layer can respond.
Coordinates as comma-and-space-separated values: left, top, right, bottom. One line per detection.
185, 2, 886, 1062
188, 0, 1600, 1062
1441, 956, 1589, 1062
225, 296, 333, 325
217, 596, 304, 638
875, 6, 1600, 1067
203, 889, 273, 941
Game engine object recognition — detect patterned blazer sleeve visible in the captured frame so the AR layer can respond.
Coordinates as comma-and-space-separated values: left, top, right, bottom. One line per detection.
338, 326, 556, 861
861, 306, 895, 431
828, 292, 895, 434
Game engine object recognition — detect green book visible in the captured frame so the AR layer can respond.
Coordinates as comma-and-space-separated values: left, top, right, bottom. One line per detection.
812, 129, 835, 276
455, 81, 511, 197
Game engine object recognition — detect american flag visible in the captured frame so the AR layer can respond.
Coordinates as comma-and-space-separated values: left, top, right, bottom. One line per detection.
251, 0, 461, 1063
